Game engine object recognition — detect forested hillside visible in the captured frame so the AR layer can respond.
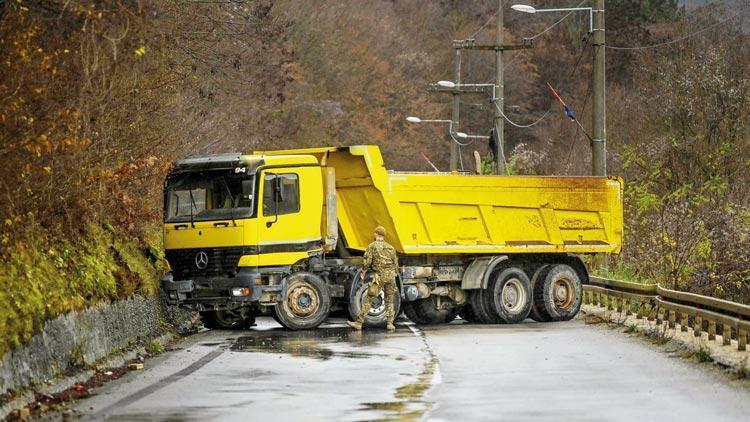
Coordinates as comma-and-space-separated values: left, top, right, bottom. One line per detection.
1, 0, 748, 354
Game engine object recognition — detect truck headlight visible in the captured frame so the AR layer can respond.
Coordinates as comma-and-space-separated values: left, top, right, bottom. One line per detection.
231, 287, 251, 297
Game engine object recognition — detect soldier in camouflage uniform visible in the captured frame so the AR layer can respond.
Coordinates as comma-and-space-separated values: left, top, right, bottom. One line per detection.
347, 225, 399, 332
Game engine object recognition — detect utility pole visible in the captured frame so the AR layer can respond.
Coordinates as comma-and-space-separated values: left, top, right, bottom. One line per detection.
592, 0, 606, 176
493, 0, 506, 175
450, 48, 462, 170
427, 0, 528, 172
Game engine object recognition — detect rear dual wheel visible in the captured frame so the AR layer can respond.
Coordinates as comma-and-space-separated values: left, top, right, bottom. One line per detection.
469, 267, 533, 324
485, 267, 533, 324
531, 264, 582, 322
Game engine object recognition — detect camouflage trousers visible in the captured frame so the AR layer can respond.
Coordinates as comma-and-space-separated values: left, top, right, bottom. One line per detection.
357, 272, 397, 324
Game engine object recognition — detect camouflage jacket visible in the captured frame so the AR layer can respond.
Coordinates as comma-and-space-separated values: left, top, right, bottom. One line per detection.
363, 239, 399, 278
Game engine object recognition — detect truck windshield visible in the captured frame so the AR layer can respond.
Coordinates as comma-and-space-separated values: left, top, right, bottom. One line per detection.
165, 171, 255, 222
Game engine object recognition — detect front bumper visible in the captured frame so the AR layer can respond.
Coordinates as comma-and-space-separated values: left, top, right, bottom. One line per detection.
161, 271, 285, 310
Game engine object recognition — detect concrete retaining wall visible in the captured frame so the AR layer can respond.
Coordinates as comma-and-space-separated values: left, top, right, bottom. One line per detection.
0, 296, 165, 394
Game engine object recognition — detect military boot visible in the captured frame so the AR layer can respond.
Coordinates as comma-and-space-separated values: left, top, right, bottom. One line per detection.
346, 320, 363, 330
386, 322, 396, 332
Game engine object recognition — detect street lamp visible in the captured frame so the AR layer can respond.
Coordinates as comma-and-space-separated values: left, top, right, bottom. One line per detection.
512, 2, 606, 176
406, 116, 458, 136
407, 116, 491, 171
511, 4, 593, 34
407, 116, 490, 141
435, 80, 497, 100
458, 133, 490, 140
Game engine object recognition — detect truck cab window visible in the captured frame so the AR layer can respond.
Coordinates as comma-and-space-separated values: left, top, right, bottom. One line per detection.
263, 173, 300, 216
165, 172, 255, 222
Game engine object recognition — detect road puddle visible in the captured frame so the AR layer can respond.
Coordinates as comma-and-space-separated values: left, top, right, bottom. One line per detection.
230, 325, 390, 360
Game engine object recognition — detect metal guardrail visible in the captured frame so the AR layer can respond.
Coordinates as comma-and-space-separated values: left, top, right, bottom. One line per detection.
584, 277, 749, 352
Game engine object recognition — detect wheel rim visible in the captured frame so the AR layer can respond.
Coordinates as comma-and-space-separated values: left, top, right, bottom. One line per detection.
501, 278, 526, 314
368, 291, 385, 315
553, 277, 575, 310
288, 283, 320, 318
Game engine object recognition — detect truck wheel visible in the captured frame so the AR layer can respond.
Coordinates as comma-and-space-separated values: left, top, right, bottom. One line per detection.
443, 308, 459, 323
469, 289, 498, 324
539, 264, 582, 321
402, 301, 426, 324
529, 265, 553, 322
484, 267, 532, 324
458, 305, 478, 323
274, 272, 331, 330
200, 310, 253, 329
403, 297, 453, 325
348, 275, 401, 327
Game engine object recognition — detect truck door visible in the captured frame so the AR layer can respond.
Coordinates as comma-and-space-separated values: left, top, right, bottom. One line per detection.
256, 167, 323, 267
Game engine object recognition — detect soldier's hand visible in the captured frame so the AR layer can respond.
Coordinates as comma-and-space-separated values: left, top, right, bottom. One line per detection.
360, 270, 366, 279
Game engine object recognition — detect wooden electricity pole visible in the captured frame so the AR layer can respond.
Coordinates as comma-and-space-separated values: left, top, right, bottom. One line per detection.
493, 0, 506, 174
591, 0, 607, 176
450, 47, 462, 170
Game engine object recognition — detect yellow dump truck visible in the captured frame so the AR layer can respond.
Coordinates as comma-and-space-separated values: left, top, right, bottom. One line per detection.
161, 145, 623, 329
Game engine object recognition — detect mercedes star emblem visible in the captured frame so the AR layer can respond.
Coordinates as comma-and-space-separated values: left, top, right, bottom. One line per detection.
195, 251, 209, 269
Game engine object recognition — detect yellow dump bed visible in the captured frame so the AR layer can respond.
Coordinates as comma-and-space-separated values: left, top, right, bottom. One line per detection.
256, 146, 623, 255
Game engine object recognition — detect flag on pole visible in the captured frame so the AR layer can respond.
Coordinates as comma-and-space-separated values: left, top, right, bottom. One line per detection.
546, 81, 576, 122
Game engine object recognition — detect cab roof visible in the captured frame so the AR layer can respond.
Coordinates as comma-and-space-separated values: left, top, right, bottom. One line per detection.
170, 152, 318, 174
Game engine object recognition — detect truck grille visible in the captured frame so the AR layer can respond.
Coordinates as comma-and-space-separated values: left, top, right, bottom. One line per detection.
165, 247, 249, 279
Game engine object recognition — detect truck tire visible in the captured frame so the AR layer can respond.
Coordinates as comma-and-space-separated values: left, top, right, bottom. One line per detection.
529, 265, 553, 322
200, 310, 255, 330
402, 301, 425, 324
538, 264, 582, 321
469, 289, 499, 324
458, 305, 478, 323
274, 272, 331, 330
403, 296, 454, 325
348, 275, 401, 327
484, 267, 532, 324
443, 307, 459, 323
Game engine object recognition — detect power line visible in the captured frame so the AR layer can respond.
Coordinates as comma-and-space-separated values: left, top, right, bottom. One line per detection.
606, 12, 743, 51
468, 15, 496, 40
495, 34, 589, 129
495, 103, 552, 128
526, 0, 587, 40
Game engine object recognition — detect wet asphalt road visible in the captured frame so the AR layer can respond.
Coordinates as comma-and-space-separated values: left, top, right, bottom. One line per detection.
73, 316, 750, 421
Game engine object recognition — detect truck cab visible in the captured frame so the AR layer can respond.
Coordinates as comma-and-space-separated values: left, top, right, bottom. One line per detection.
161, 153, 331, 329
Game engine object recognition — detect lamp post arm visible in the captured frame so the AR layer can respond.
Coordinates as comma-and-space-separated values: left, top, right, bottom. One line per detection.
531, 7, 593, 33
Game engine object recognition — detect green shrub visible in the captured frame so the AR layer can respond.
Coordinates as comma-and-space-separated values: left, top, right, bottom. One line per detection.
0, 223, 163, 356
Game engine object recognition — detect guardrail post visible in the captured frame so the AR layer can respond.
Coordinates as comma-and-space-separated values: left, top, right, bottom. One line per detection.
648, 304, 657, 322
616, 297, 623, 313
693, 315, 702, 337
625, 298, 632, 316
607, 294, 613, 311
738, 328, 747, 352
636, 300, 644, 319
723, 325, 732, 346
708, 320, 716, 341
655, 307, 663, 325
680, 312, 689, 332
668, 310, 676, 329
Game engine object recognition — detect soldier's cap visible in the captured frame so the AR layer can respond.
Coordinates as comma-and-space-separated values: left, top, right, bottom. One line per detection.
374, 226, 386, 236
